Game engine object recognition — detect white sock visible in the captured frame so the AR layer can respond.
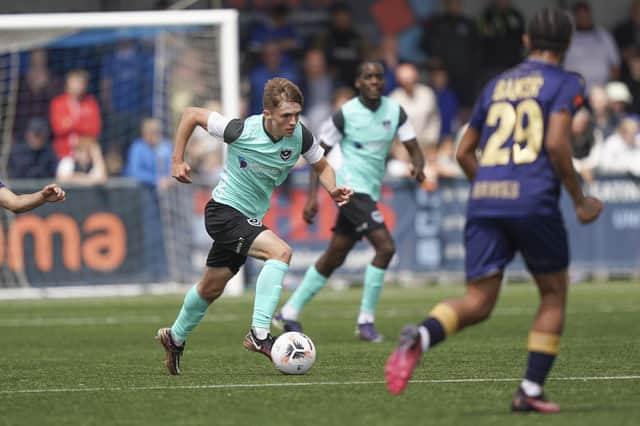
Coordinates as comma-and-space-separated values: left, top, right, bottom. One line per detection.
253, 327, 270, 340
418, 325, 431, 352
280, 304, 299, 321
357, 311, 375, 324
170, 330, 184, 347
521, 379, 542, 397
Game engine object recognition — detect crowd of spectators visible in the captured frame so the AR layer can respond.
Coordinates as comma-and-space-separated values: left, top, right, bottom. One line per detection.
6, 0, 640, 193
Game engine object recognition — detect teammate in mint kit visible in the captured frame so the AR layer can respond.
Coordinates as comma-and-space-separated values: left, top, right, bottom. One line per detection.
275, 61, 425, 342
157, 77, 353, 375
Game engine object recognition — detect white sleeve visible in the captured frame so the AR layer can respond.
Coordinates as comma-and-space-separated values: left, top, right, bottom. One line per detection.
318, 117, 342, 147
302, 136, 325, 164
397, 118, 417, 143
206, 111, 232, 139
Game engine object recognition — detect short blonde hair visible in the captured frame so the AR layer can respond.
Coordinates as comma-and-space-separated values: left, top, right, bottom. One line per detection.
263, 77, 303, 110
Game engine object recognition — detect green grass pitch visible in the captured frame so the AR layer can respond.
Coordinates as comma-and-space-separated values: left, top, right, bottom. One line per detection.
1, 282, 639, 426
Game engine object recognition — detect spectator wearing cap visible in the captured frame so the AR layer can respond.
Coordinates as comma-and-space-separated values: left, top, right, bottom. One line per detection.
589, 85, 618, 138
565, 1, 621, 92
9, 118, 58, 179
606, 81, 633, 120
599, 117, 640, 177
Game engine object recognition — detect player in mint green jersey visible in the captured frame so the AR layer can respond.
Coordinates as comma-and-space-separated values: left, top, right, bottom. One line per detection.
274, 62, 425, 342
156, 77, 353, 375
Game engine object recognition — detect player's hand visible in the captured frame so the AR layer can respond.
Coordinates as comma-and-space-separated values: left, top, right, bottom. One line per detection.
303, 197, 319, 224
41, 184, 65, 203
172, 160, 192, 184
330, 187, 353, 207
409, 164, 426, 183
576, 196, 603, 224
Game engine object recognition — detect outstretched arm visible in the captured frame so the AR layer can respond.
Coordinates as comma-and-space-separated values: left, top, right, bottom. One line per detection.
455, 126, 481, 181
0, 184, 66, 214
304, 143, 333, 223
310, 157, 353, 206
402, 139, 426, 183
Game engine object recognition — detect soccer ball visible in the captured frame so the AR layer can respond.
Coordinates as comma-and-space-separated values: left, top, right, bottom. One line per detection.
271, 332, 316, 375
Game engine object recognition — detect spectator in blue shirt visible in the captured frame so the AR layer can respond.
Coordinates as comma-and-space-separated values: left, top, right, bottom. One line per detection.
123, 118, 172, 188
9, 118, 58, 179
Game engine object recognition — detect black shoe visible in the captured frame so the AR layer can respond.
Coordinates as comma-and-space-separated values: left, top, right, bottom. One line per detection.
156, 327, 185, 375
243, 329, 277, 360
511, 387, 560, 413
273, 312, 303, 332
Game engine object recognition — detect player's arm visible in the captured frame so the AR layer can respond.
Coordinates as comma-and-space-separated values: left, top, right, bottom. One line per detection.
310, 157, 353, 207
0, 184, 65, 214
171, 107, 235, 183
546, 111, 602, 224
397, 107, 425, 182
455, 126, 481, 181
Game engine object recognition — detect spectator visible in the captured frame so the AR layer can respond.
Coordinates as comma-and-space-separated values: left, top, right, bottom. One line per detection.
248, 42, 299, 115
623, 49, 640, 113
613, 0, 640, 72
436, 134, 462, 178
8, 118, 58, 179
589, 85, 618, 138
477, 0, 525, 83
565, 1, 620, 92
571, 108, 603, 183
50, 69, 101, 159
123, 118, 173, 189
390, 63, 440, 147
100, 39, 153, 157
598, 117, 640, 176
606, 81, 633, 120
301, 49, 334, 134
13, 49, 62, 141
56, 137, 107, 186
313, 2, 369, 88
428, 60, 459, 138
247, 2, 302, 61
375, 35, 400, 95
421, 0, 479, 109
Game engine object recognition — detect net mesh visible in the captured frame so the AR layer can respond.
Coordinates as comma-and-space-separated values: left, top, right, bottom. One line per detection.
0, 21, 229, 288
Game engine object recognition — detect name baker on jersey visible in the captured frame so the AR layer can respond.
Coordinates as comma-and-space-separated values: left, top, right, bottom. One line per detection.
492, 76, 545, 101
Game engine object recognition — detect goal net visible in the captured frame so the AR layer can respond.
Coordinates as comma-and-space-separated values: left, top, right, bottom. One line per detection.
0, 10, 240, 293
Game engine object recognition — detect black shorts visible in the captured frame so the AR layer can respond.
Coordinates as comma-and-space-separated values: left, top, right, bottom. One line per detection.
333, 193, 387, 239
204, 199, 268, 274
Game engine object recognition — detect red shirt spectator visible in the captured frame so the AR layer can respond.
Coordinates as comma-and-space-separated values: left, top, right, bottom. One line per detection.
50, 69, 101, 159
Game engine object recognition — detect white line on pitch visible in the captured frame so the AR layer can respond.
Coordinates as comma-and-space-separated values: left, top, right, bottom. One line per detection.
1, 375, 639, 395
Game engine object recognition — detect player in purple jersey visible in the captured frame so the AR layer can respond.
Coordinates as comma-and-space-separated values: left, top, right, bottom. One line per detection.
0, 180, 65, 213
385, 7, 603, 413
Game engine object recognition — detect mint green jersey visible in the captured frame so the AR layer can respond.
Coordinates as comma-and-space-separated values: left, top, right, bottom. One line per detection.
208, 113, 323, 219
319, 96, 415, 201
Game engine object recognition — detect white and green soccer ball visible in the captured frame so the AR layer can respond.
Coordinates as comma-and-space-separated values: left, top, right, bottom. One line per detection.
271, 332, 316, 375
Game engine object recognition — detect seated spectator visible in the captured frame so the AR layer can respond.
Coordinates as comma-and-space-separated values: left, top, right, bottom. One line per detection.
56, 137, 107, 185
9, 118, 58, 179
606, 81, 634, 119
623, 49, 640, 113
565, 1, 620, 92
390, 63, 440, 147
123, 118, 173, 189
613, 0, 640, 72
428, 61, 459, 138
50, 69, 102, 159
248, 42, 300, 115
571, 108, 603, 183
375, 35, 400, 95
589, 85, 618, 138
14, 49, 62, 142
301, 49, 334, 134
313, 2, 369, 87
598, 117, 640, 177
247, 2, 302, 61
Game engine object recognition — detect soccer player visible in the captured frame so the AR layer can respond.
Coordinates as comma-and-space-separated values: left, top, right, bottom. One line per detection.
274, 61, 425, 342
384, 7, 603, 413
157, 77, 353, 375
0, 181, 65, 213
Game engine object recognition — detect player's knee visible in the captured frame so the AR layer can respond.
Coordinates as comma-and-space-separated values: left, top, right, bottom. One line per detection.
269, 243, 293, 264
466, 295, 495, 323
376, 241, 396, 262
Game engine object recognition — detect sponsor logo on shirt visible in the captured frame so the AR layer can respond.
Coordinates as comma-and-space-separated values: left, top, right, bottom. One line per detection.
238, 156, 248, 168
237, 155, 280, 178
382, 119, 391, 131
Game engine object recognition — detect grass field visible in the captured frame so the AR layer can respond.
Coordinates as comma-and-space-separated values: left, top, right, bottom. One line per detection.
1, 282, 639, 426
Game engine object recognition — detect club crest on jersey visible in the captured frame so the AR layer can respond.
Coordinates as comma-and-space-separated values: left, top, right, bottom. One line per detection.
371, 210, 384, 223
382, 119, 391, 131
247, 218, 263, 227
280, 149, 292, 161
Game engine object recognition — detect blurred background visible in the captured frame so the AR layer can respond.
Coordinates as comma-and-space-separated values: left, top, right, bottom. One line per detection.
1, 0, 639, 294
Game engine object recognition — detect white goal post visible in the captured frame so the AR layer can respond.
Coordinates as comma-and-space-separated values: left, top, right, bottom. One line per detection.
0, 9, 244, 298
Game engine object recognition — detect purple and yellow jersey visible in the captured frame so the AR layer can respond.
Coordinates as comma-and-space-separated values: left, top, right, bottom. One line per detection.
467, 59, 585, 217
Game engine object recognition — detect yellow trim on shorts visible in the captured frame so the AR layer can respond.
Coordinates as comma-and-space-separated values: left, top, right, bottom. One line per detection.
528, 331, 560, 355
429, 304, 459, 336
